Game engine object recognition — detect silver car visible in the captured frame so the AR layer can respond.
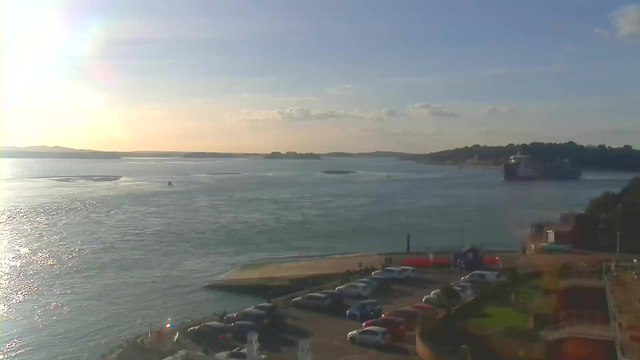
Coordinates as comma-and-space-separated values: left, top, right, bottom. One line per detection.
347, 326, 391, 347
291, 293, 332, 309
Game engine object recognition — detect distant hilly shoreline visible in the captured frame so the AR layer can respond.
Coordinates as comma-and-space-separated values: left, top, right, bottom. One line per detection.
2, 143, 639, 172
0, 146, 416, 160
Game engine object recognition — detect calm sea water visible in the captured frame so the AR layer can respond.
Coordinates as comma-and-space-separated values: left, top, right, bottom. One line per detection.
0, 157, 636, 359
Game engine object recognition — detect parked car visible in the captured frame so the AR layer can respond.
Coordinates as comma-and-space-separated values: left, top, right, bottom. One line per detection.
336, 282, 372, 298
362, 316, 407, 338
452, 286, 475, 301
229, 321, 258, 340
319, 290, 345, 306
214, 348, 247, 359
365, 275, 392, 289
410, 303, 435, 312
422, 294, 443, 307
397, 266, 417, 279
383, 308, 421, 330
371, 267, 400, 280
187, 321, 232, 345
424, 290, 461, 307
250, 303, 288, 323
291, 293, 332, 309
346, 300, 383, 321
355, 278, 378, 291
451, 281, 476, 290
461, 271, 501, 283
347, 326, 391, 347
223, 309, 269, 326
214, 347, 266, 359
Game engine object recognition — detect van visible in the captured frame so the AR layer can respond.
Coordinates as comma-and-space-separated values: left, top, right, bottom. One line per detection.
461, 271, 501, 283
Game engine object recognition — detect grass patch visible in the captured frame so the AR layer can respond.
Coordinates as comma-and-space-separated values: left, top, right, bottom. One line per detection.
513, 278, 542, 308
470, 306, 529, 330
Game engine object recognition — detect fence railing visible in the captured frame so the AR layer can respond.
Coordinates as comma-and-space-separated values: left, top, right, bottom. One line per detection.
604, 270, 630, 360
555, 310, 608, 325
557, 270, 603, 281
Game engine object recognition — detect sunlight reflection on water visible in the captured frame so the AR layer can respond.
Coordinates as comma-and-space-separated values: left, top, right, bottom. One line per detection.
0, 157, 636, 359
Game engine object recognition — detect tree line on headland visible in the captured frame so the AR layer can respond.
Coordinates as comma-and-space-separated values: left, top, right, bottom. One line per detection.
585, 176, 640, 251
399, 142, 640, 171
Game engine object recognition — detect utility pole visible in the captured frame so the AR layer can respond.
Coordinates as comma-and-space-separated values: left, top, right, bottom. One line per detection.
612, 231, 620, 275
616, 231, 620, 263
406, 216, 410, 253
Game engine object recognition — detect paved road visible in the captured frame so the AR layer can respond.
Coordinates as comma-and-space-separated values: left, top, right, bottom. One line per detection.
255, 270, 463, 360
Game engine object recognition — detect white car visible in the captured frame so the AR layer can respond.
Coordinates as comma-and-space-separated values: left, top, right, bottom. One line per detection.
451, 282, 476, 292
453, 286, 474, 301
371, 267, 400, 280
336, 283, 372, 298
347, 326, 391, 347
214, 347, 267, 359
422, 294, 443, 307
461, 271, 501, 283
397, 266, 417, 279
291, 293, 332, 309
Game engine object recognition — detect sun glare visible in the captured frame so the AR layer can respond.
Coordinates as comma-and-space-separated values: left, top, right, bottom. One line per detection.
0, 1, 114, 148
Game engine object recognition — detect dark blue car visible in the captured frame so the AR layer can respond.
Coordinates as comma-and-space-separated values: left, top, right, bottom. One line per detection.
230, 320, 258, 341
346, 300, 382, 321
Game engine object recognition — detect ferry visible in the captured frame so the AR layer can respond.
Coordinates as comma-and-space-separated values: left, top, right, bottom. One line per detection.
503, 153, 581, 180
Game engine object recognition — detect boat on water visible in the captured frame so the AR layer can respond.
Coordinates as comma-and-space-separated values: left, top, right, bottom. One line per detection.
502, 153, 581, 180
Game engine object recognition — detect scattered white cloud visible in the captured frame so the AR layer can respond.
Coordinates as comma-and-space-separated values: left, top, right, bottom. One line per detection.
409, 103, 458, 117
226, 106, 408, 123
325, 85, 354, 95
482, 106, 515, 116
610, 4, 640, 38
368, 108, 407, 121
276, 107, 346, 121
592, 27, 611, 39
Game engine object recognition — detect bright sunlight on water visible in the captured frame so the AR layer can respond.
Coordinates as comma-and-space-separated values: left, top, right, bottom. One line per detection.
0, 157, 635, 359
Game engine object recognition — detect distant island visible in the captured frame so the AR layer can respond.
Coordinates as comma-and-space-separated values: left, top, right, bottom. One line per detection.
183, 152, 238, 158
399, 142, 640, 172
324, 151, 413, 158
120, 151, 185, 158
263, 152, 322, 160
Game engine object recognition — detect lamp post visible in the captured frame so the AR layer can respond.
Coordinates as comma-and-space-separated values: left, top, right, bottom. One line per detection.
613, 231, 620, 275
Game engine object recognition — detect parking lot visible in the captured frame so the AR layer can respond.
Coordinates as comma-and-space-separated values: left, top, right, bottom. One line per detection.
252, 270, 463, 360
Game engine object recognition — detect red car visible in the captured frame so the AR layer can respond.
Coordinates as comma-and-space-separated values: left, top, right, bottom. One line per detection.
410, 303, 435, 313
382, 308, 421, 330
362, 316, 406, 338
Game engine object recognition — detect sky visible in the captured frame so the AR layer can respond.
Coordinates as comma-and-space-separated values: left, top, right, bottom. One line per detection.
1, 0, 640, 153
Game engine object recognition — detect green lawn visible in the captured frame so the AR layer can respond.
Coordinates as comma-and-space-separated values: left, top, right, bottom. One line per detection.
470, 306, 529, 329
514, 278, 542, 308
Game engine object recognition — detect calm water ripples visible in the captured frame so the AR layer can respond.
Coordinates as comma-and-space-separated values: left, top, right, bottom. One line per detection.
0, 157, 636, 359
